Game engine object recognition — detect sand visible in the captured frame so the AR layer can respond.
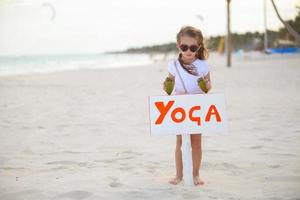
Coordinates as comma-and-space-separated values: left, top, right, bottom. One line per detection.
0, 53, 300, 199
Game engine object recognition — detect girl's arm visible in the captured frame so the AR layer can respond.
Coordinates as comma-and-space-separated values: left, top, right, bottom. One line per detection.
204, 72, 212, 92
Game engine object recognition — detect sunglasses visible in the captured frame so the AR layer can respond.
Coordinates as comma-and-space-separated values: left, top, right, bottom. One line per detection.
179, 44, 200, 53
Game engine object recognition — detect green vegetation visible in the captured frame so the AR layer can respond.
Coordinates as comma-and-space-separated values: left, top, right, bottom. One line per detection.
107, 11, 300, 54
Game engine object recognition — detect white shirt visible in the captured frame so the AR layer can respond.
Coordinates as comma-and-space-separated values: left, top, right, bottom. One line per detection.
167, 58, 210, 94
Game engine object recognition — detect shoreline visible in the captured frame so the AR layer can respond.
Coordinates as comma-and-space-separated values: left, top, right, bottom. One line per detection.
0, 52, 299, 78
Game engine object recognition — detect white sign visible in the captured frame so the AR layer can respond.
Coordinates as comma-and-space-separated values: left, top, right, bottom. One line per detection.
148, 93, 228, 136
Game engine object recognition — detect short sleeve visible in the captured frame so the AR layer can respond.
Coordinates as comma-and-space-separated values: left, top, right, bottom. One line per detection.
167, 60, 175, 76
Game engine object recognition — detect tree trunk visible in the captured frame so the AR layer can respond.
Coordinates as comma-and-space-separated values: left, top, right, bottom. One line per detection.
270, 0, 300, 45
226, 0, 231, 67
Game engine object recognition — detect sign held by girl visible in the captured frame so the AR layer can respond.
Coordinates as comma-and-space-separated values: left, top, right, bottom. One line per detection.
148, 93, 228, 136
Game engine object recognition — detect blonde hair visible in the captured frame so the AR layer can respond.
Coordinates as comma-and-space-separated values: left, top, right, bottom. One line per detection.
176, 26, 209, 60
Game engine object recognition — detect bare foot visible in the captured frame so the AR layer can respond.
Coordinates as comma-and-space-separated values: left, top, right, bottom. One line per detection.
193, 176, 205, 186
169, 177, 182, 185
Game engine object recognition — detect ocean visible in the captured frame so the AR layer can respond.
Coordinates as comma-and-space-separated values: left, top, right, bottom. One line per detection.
2, 51, 296, 76
0, 53, 165, 76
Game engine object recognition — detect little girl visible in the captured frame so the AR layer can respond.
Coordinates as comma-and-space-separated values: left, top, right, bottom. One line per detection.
163, 26, 212, 186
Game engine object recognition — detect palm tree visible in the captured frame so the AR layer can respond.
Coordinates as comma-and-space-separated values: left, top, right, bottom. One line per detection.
226, 0, 231, 67
270, 0, 300, 45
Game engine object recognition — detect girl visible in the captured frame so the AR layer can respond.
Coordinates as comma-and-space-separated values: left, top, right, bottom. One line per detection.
163, 26, 212, 186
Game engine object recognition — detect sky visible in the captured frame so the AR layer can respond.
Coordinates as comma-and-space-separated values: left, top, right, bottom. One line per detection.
0, 0, 299, 55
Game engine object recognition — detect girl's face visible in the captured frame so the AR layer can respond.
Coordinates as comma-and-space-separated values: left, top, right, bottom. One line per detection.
177, 35, 200, 60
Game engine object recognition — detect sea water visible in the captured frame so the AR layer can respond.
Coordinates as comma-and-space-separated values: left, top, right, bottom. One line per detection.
0, 53, 160, 76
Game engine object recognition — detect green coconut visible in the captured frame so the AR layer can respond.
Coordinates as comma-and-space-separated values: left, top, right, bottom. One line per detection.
198, 77, 208, 93
164, 77, 174, 95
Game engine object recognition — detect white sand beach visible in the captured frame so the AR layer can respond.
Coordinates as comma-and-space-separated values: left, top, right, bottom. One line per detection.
0, 53, 300, 199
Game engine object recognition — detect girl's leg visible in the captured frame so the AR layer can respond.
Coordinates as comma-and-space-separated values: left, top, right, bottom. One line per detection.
190, 134, 205, 185
169, 135, 183, 185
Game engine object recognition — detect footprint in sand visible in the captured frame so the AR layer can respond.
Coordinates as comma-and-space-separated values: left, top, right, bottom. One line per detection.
1, 190, 43, 200
265, 176, 300, 183
249, 145, 263, 149
94, 159, 115, 164
259, 137, 273, 142
202, 162, 240, 170
206, 149, 228, 153
146, 168, 156, 174
268, 164, 281, 169
119, 165, 134, 171
260, 152, 297, 157
145, 162, 160, 174
52, 190, 93, 200
108, 177, 123, 188
119, 150, 143, 156
46, 161, 88, 167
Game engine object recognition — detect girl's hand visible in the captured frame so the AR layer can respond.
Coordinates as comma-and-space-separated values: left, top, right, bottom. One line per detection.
204, 78, 211, 92
163, 82, 167, 93
203, 72, 212, 92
